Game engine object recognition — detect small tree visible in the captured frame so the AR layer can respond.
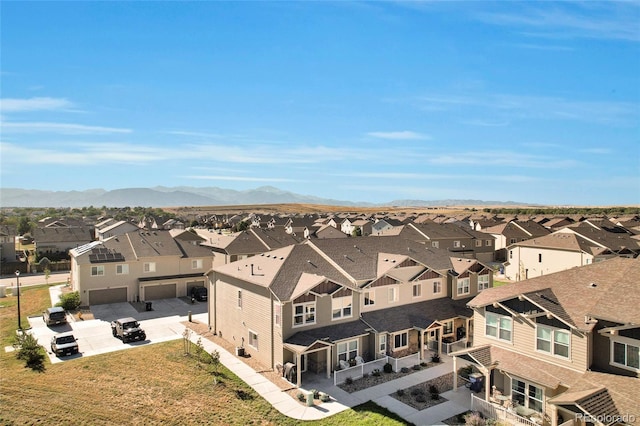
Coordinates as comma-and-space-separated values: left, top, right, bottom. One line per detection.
183, 328, 192, 355
44, 268, 51, 285
209, 349, 221, 384
15, 332, 46, 372
56, 291, 81, 311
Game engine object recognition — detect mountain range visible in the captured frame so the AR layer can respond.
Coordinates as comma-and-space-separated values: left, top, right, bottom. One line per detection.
0, 186, 525, 208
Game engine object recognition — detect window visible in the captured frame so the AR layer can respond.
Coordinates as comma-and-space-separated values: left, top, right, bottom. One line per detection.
536, 325, 570, 358
443, 321, 453, 334
293, 302, 315, 326
478, 274, 490, 291
363, 290, 375, 306
509, 250, 513, 259
612, 338, 640, 371
274, 303, 281, 327
332, 295, 352, 319
413, 283, 422, 298
191, 259, 203, 269
393, 332, 408, 349
511, 378, 543, 412
453, 240, 461, 248
237, 290, 242, 308
248, 330, 258, 349
457, 278, 470, 295
433, 280, 442, 294
379, 334, 387, 354
337, 340, 358, 362
116, 264, 128, 275
538, 253, 542, 263
475, 239, 482, 247
485, 240, 492, 246
432, 241, 439, 249
144, 262, 156, 273
485, 311, 512, 342
510, 238, 517, 244
388, 286, 398, 303
91, 266, 104, 276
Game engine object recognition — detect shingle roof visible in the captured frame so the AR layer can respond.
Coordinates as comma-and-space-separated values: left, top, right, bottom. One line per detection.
468, 257, 640, 329
285, 320, 370, 347
361, 298, 473, 334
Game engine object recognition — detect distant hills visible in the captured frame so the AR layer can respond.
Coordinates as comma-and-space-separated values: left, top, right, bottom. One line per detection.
0, 186, 525, 208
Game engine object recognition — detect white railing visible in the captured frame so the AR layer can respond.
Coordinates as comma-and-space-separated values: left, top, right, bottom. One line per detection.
426, 340, 439, 352
390, 352, 420, 372
333, 352, 421, 385
471, 394, 538, 426
443, 338, 467, 354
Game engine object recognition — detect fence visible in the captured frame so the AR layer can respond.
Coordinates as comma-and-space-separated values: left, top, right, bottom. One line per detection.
470, 394, 539, 426
443, 338, 467, 354
333, 352, 421, 385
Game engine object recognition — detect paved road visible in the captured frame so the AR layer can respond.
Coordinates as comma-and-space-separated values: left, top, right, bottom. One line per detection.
1, 271, 70, 289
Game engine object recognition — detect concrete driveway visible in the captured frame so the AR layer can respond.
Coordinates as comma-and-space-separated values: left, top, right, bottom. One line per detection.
27, 298, 209, 364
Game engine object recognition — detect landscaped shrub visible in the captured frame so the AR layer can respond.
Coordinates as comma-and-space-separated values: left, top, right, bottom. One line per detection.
320, 392, 330, 402
458, 365, 474, 379
372, 368, 381, 377
310, 389, 319, 399
412, 364, 422, 370
14, 332, 46, 372
415, 393, 427, 403
464, 411, 486, 426
297, 392, 306, 402
400, 366, 410, 373
56, 291, 81, 311
410, 387, 425, 396
431, 353, 441, 363
420, 361, 429, 367
383, 362, 393, 373
396, 389, 405, 397
429, 384, 440, 400
345, 376, 353, 385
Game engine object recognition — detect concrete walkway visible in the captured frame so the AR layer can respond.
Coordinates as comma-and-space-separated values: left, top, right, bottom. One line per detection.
44, 287, 473, 423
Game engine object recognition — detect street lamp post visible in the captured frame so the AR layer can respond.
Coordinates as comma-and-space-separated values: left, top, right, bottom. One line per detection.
15, 270, 21, 330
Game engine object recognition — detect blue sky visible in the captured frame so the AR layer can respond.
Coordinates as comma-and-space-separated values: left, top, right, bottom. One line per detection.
1, 1, 638, 206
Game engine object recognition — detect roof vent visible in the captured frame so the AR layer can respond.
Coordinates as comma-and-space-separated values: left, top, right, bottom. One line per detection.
588, 282, 597, 288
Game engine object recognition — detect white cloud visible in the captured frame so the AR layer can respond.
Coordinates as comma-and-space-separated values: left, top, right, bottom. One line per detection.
0, 97, 73, 112
1, 122, 132, 134
367, 131, 430, 140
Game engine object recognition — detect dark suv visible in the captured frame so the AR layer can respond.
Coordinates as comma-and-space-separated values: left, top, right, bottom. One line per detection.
190, 286, 207, 302
43, 307, 68, 326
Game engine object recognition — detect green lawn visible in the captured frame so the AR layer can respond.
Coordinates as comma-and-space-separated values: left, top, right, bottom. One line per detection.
0, 285, 413, 425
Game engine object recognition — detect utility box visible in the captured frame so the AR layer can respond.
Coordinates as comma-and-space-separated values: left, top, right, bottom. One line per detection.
306, 392, 313, 406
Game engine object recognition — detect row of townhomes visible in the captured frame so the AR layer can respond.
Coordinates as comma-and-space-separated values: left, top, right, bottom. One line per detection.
453, 257, 639, 426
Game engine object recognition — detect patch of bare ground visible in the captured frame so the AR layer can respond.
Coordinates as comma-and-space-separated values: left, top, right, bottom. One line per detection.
337, 361, 441, 393
391, 372, 455, 411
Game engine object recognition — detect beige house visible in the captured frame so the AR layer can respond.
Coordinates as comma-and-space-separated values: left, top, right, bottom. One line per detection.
453, 257, 640, 426
70, 230, 214, 305
208, 236, 494, 387
504, 226, 639, 281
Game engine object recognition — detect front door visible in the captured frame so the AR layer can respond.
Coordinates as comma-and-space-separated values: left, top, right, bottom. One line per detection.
300, 354, 307, 372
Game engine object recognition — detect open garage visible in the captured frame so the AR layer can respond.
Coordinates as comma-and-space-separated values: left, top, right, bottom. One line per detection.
89, 287, 127, 305
186, 280, 206, 294
144, 283, 177, 300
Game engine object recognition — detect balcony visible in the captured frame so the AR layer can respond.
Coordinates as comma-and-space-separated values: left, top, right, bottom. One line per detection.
471, 394, 545, 426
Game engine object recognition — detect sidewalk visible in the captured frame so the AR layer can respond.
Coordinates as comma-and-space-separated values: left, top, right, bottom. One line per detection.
189, 326, 473, 423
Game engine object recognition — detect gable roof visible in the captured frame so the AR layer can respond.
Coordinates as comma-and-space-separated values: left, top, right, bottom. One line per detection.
468, 257, 640, 330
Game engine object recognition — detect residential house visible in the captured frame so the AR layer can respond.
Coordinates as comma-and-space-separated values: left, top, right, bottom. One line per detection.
453, 257, 640, 426
485, 220, 551, 262
69, 229, 214, 306
32, 226, 93, 258
400, 222, 495, 263
0, 225, 17, 263
371, 218, 404, 235
95, 220, 140, 241
504, 226, 640, 281
207, 236, 494, 387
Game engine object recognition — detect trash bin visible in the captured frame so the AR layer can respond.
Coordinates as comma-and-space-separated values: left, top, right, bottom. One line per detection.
236, 346, 245, 357
145, 302, 152, 311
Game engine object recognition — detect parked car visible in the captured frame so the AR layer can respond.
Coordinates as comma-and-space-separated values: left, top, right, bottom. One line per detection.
190, 286, 207, 302
50, 332, 79, 357
110, 317, 146, 344
43, 307, 68, 326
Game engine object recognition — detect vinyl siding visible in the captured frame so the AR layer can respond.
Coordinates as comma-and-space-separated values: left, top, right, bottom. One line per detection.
474, 308, 588, 371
